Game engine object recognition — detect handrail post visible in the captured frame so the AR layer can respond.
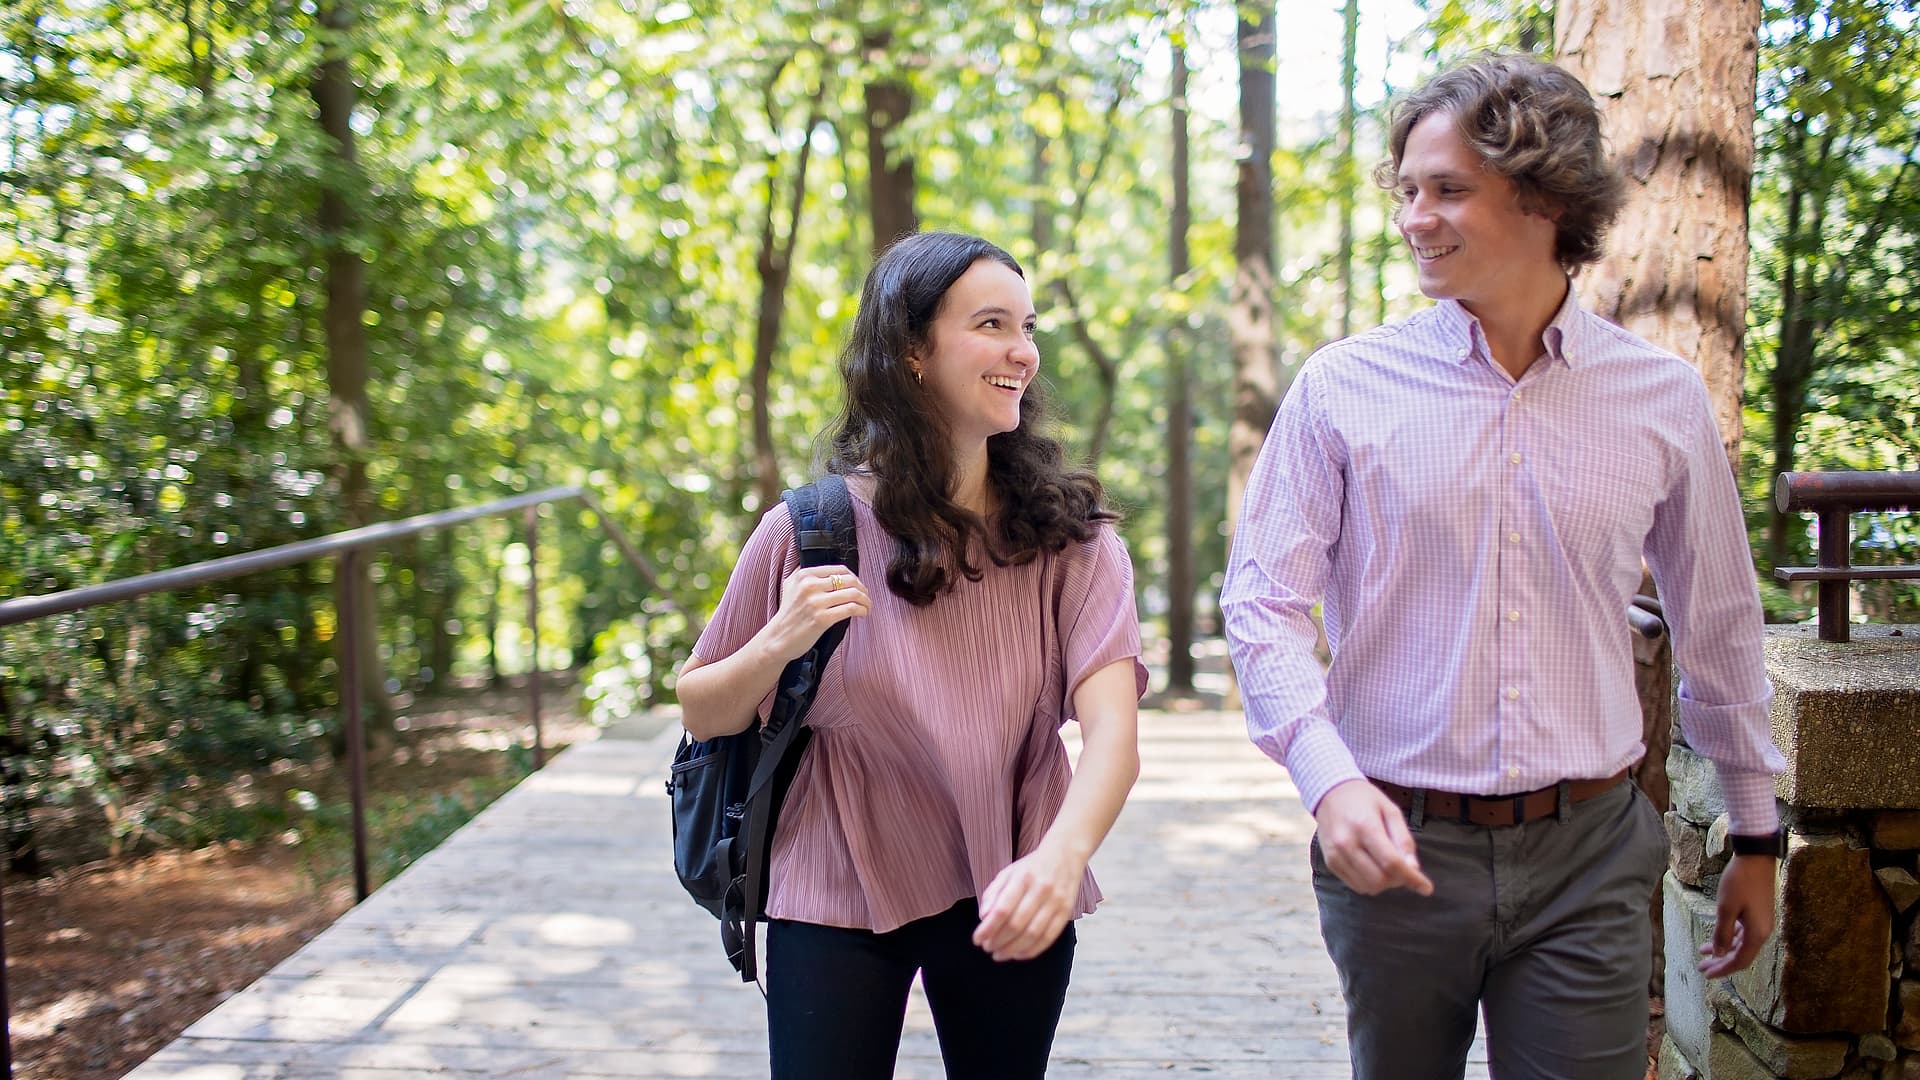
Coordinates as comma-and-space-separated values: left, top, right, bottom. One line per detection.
339, 549, 372, 902
525, 505, 545, 770
1774, 471, 1920, 644
1816, 508, 1851, 643
2, 860, 12, 1079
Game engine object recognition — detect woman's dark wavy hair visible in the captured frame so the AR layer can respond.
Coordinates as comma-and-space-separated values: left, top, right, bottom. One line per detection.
1376, 52, 1626, 272
825, 231, 1116, 607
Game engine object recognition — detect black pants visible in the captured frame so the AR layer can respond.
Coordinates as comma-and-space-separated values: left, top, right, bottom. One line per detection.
765, 898, 1076, 1080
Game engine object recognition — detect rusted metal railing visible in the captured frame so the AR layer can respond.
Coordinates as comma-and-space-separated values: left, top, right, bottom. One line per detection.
1773, 470, 1920, 642
0, 484, 677, 1078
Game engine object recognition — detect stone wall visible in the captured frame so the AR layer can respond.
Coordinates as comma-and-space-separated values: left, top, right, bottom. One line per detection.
1662, 625, 1920, 1080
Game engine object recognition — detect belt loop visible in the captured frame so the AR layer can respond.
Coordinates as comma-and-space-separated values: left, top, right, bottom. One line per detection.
1409, 789, 1427, 831
1556, 779, 1573, 824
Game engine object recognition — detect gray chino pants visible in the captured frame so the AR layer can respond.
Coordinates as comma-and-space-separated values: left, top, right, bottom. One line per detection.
1310, 780, 1669, 1080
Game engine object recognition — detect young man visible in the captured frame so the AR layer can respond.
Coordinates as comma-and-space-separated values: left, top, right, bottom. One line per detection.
1221, 54, 1788, 1079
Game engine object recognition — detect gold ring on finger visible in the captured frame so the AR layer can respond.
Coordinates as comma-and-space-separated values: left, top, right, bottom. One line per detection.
829, 575, 842, 592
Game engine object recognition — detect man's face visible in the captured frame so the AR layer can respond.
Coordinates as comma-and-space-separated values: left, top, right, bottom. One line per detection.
1395, 110, 1561, 316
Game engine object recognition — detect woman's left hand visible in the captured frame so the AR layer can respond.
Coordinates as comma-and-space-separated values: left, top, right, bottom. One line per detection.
972, 843, 1084, 962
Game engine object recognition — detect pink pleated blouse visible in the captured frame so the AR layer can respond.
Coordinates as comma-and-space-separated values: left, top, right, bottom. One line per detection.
690, 481, 1147, 933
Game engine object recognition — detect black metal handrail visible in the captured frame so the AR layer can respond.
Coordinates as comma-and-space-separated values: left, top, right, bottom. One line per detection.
0, 484, 681, 1078
1773, 470, 1920, 642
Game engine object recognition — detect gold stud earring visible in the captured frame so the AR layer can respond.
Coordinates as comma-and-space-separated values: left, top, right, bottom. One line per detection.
912, 368, 923, 384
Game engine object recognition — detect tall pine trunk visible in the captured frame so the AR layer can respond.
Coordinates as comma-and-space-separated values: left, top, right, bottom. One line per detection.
1335, 0, 1359, 340
863, 31, 917, 255
1229, 4, 1278, 541
750, 72, 826, 515
311, 0, 389, 734
1556, 0, 1763, 466
1166, 37, 1195, 693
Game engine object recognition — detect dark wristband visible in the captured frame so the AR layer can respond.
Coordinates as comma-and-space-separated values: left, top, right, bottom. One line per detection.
1728, 829, 1787, 858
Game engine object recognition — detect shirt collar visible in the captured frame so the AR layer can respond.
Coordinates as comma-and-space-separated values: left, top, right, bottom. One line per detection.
1432, 282, 1589, 371
1541, 282, 1590, 370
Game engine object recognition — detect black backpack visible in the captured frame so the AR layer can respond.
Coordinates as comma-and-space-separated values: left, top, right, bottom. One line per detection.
666, 475, 858, 983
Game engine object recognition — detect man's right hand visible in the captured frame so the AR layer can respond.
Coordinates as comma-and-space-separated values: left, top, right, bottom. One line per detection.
1313, 779, 1434, 896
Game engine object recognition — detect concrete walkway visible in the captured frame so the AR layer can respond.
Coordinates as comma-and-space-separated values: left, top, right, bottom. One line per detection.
124, 708, 1489, 1079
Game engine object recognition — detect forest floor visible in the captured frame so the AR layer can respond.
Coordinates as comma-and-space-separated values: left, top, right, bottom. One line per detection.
3, 675, 592, 1080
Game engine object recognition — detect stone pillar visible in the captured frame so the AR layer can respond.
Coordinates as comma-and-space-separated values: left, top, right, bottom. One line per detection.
1662, 625, 1920, 1080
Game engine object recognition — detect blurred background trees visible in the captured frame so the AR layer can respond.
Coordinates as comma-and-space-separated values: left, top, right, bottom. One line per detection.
2, 0, 1915, 867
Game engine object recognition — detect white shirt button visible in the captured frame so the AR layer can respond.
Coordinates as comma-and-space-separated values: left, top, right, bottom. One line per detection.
1507, 610, 1521, 622
1507, 766, 1521, 778
1509, 452, 1523, 464
1506, 688, 1520, 700
1508, 532, 1521, 544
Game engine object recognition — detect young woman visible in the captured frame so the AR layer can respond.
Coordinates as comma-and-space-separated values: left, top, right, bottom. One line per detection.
676, 231, 1145, 1080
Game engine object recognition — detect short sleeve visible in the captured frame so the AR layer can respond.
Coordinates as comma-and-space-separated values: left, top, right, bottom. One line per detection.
1058, 526, 1149, 718
690, 503, 799, 667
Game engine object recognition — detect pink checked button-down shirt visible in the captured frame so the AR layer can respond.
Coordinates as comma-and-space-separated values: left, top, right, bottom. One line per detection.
1221, 291, 1787, 834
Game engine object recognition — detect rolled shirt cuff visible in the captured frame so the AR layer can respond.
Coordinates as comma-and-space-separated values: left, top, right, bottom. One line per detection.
1717, 768, 1782, 837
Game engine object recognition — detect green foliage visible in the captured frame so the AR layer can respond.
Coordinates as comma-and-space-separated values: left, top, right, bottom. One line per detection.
1417, 0, 1554, 60
1742, 0, 1920, 612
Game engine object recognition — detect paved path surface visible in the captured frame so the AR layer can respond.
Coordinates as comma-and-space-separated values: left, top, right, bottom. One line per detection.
125, 708, 1490, 1079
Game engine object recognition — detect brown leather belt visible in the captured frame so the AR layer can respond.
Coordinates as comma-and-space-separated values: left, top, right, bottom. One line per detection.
1371, 770, 1630, 827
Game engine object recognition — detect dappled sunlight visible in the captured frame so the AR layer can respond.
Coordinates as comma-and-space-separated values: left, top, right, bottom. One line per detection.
191, 977, 408, 1042
522, 769, 647, 798
123, 694, 1361, 1074
533, 911, 636, 947
620, 958, 696, 990
426, 962, 519, 992
1154, 805, 1314, 856
380, 921, 486, 949
12, 988, 112, 1040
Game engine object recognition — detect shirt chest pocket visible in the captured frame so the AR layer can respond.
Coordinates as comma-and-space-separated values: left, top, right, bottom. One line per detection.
1548, 442, 1666, 563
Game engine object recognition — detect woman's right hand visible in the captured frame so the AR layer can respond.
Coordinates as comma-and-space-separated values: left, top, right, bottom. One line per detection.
759, 564, 870, 662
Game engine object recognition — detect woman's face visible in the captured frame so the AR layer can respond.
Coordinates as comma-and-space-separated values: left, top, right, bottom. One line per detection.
911, 259, 1039, 448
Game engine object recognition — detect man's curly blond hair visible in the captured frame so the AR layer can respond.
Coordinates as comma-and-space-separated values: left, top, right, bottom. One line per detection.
1377, 53, 1626, 273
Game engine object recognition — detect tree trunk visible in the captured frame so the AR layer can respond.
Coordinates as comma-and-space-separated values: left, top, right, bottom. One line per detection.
1335, 0, 1360, 340
1768, 169, 1813, 570
184, 0, 213, 100
1050, 277, 1117, 465
310, 0, 390, 732
1555, 0, 1763, 465
487, 549, 505, 690
863, 31, 917, 256
1229, 4, 1279, 542
1043, 84, 1128, 467
428, 528, 457, 689
0, 678, 39, 875
1166, 39, 1196, 694
750, 73, 826, 515
1029, 87, 1053, 261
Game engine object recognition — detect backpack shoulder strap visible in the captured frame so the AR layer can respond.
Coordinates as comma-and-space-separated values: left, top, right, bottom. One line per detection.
783, 474, 858, 575
734, 475, 861, 983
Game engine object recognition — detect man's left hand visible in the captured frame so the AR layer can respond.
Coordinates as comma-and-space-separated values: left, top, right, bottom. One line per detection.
1699, 853, 1777, 977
